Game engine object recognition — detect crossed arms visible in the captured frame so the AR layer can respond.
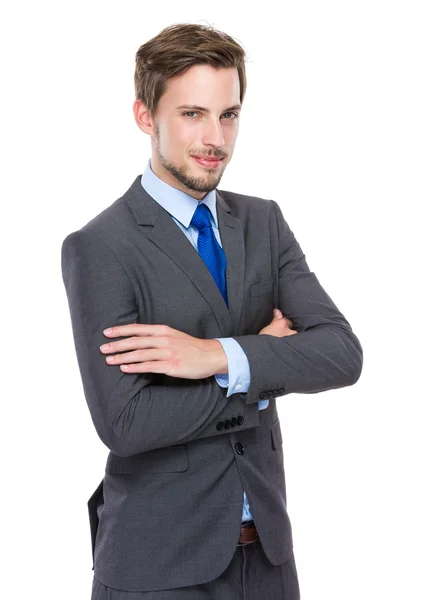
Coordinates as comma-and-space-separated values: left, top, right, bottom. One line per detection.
61, 200, 362, 456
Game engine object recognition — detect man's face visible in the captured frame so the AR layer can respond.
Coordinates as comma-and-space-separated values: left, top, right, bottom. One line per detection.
134, 64, 241, 200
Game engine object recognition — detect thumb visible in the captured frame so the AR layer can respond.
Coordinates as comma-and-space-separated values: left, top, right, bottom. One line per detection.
273, 308, 283, 319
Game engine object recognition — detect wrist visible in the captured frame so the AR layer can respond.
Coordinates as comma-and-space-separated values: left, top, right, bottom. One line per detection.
208, 339, 228, 375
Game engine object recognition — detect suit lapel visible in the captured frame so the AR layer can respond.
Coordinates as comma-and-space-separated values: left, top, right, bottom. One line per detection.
124, 175, 246, 336
216, 190, 246, 335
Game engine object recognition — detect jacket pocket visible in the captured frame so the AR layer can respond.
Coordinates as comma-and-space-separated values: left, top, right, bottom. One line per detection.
250, 278, 273, 298
105, 444, 189, 475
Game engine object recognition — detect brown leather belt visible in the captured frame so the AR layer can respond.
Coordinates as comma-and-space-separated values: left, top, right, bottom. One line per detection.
237, 520, 259, 546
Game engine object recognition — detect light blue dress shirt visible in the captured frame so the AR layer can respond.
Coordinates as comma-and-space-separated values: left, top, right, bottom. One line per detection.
141, 159, 269, 522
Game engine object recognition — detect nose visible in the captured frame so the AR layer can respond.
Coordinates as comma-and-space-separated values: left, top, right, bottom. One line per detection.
201, 118, 225, 149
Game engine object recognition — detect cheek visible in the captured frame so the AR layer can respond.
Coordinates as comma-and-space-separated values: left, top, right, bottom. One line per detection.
169, 125, 196, 153
160, 118, 187, 145
227, 126, 238, 145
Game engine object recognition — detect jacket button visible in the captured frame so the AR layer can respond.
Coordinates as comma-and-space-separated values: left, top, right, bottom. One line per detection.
236, 415, 244, 426
224, 420, 232, 429
235, 442, 245, 455
216, 421, 225, 431
259, 391, 269, 399
239, 392, 247, 399
231, 417, 237, 427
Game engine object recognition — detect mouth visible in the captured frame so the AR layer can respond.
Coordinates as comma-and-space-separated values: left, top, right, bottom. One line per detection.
191, 156, 224, 169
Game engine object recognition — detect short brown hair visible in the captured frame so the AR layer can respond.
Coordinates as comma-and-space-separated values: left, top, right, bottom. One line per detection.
134, 23, 249, 118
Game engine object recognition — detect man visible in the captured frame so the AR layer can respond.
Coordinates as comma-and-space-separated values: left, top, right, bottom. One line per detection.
61, 23, 363, 599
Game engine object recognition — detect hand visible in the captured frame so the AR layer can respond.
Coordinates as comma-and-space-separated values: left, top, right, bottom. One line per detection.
258, 308, 298, 337
99, 324, 227, 379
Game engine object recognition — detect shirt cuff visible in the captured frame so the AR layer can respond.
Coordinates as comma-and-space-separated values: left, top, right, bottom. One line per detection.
213, 338, 251, 398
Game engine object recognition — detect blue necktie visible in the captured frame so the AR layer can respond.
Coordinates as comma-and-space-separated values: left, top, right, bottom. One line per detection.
190, 203, 228, 307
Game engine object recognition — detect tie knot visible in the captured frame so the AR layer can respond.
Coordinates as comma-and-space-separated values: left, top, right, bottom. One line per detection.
190, 203, 212, 231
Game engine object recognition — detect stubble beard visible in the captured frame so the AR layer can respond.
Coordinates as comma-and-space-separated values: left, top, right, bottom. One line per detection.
154, 126, 225, 194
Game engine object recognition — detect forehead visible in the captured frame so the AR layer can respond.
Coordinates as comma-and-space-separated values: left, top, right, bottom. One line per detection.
160, 64, 240, 107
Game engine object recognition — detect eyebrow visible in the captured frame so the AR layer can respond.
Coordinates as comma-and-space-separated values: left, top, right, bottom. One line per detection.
176, 104, 242, 112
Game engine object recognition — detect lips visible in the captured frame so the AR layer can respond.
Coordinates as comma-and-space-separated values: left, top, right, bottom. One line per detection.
192, 156, 223, 168
192, 155, 223, 161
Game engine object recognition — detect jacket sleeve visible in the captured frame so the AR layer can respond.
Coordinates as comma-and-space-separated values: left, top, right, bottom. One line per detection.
232, 200, 363, 406
61, 229, 259, 457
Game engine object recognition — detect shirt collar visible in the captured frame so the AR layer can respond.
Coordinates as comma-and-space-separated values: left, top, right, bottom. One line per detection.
140, 158, 218, 228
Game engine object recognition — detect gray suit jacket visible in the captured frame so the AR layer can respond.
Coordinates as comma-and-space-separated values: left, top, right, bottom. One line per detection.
61, 174, 363, 592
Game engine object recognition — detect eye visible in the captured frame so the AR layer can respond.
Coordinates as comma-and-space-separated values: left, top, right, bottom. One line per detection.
182, 111, 239, 120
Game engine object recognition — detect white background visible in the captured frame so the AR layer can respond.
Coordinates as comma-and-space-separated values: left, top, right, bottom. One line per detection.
2, 1, 425, 598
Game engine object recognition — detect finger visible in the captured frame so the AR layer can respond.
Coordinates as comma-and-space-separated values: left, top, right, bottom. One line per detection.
105, 349, 171, 365
120, 361, 168, 373
100, 336, 139, 353
100, 335, 172, 354
103, 324, 170, 337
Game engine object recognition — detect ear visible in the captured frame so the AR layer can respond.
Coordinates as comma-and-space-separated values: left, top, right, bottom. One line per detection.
133, 99, 154, 135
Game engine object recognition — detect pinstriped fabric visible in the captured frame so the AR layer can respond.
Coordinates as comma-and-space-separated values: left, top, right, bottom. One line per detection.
190, 203, 228, 307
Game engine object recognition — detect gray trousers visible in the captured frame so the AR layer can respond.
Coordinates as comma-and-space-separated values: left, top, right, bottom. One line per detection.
91, 540, 301, 599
